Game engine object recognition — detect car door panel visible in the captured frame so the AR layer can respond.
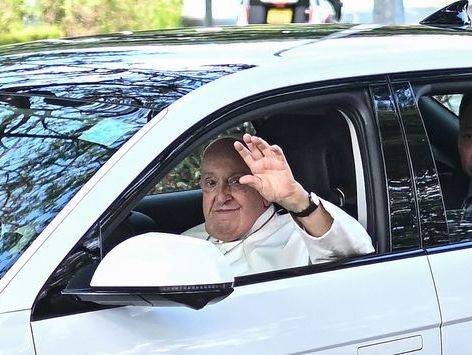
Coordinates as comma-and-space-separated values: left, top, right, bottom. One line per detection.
29, 81, 443, 354
390, 78, 472, 354
0, 311, 35, 355
31, 255, 440, 354
426, 246, 472, 355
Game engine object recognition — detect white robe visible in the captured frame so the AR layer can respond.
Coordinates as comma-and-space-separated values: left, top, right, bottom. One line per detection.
184, 194, 375, 276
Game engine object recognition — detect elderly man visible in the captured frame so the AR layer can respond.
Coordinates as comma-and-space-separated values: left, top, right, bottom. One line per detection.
185, 133, 374, 275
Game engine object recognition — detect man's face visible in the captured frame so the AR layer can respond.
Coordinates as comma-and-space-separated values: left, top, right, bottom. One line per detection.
201, 140, 268, 242
459, 103, 472, 178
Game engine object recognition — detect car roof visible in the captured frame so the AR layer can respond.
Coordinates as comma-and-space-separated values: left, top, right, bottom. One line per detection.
1, 24, 472, 75
1, 23, 472, 114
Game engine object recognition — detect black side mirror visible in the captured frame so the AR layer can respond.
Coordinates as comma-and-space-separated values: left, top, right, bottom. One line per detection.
420, 0, 471, 29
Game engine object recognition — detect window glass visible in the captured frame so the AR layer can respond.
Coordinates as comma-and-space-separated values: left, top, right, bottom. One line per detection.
0, 93, 149, 279
422, 94, 470, 244
0, 60, 250, 280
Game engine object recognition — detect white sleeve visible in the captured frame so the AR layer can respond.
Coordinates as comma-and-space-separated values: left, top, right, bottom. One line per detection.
292, 194, 375, 263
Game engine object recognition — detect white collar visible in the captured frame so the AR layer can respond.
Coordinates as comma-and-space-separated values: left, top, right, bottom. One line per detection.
207, 205, 276, 253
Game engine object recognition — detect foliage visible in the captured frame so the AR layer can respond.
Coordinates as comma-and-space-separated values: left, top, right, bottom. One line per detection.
0, 0, 24, 33
0, 25, 63, 45
0, 0, 183, 44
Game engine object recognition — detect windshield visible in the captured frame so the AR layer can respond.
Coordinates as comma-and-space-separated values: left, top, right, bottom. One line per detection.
0, 91, 149, 279
0, 48, 253, 280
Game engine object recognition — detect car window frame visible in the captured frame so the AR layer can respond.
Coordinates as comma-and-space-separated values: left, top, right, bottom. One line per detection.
401, 69, 472, 251
389, 80, 449, 247
32, 76, 410, 320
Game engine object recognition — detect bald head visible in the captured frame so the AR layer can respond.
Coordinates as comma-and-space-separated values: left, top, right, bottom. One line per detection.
202, 137, 244, 167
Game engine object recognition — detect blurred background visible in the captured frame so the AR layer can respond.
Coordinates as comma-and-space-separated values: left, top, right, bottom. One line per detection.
0, 0, 464, 45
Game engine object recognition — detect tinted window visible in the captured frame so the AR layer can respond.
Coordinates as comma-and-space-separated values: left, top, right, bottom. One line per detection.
420, 94, 470, 244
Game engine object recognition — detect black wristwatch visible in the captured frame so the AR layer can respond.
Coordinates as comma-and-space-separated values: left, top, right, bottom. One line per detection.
290, 193, 319, 218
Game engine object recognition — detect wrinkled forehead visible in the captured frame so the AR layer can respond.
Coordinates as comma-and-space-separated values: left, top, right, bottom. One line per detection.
202, 139, 249, 175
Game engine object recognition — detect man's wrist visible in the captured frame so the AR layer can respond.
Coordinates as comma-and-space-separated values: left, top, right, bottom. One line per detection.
289, 192, 320, 218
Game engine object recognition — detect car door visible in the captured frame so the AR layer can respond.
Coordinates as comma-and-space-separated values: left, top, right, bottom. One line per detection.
401, 71, 472, 355
27, 78, 442, 354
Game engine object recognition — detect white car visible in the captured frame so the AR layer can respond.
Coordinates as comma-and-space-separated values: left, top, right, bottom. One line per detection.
1, 1, 472, 354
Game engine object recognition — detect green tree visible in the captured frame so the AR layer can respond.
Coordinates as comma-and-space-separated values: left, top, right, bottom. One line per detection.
0, 0, 24, 33
39, 0, 183, 37
0, 0, 183, 44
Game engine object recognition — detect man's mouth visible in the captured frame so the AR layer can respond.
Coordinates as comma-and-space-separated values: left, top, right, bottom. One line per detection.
214, 207, 240, 214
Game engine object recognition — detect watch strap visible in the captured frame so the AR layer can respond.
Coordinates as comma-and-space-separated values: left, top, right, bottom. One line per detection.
290, 193, 319, 218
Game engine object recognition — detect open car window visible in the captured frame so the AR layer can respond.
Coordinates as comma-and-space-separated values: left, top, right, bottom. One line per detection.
132, 103, 367, 246
33, 89, 375, 320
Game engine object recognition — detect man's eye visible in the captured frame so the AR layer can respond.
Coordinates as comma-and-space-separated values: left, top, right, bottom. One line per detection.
205, 179, 217, 188
228, 176, 241, 185
462, 134, 472, 141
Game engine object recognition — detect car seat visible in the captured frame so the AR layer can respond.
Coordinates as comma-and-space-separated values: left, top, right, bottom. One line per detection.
253, 111, 358, 218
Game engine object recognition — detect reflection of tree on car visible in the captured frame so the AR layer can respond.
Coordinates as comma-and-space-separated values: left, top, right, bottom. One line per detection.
0, 63, 248, 279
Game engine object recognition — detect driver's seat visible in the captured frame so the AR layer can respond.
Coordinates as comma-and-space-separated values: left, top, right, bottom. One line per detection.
254, 111, 357, 218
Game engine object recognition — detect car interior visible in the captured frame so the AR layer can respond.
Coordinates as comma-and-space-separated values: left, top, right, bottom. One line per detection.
417, 92, 469, 210
102, 99, 368, 257
410, 79, 472, 244
35, 93, 379, 319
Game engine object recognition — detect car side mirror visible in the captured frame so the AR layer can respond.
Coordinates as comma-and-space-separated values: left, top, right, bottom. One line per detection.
63, 233, 234, 310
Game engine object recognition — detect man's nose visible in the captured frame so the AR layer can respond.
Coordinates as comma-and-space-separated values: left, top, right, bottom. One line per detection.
215, 181, 232, 203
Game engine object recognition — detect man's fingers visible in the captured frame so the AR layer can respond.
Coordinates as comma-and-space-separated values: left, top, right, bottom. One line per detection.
239, 174, 263, 192
243, 134, 264, 159
243, 133, 275, 159
234, 141, 256, 166
270, 144, 287, 161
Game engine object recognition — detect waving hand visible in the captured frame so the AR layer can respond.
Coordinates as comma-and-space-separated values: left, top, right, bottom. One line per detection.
234, 134, 307, 212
